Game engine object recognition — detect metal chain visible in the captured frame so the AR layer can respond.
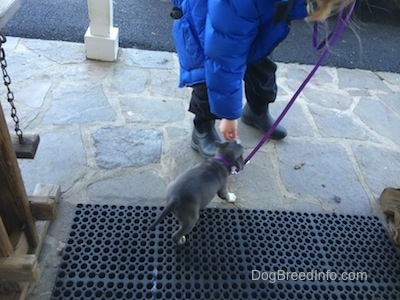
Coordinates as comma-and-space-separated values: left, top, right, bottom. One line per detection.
0, 31, 24, 143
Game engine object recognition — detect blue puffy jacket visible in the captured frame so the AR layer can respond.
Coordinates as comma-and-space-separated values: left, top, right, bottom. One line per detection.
172, 0, 308, 119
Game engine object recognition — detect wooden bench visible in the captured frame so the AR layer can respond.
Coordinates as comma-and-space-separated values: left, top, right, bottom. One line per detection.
1, 2, 60, 299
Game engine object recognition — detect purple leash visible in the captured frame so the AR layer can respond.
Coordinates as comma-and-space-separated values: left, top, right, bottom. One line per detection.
240, 0, 357, 171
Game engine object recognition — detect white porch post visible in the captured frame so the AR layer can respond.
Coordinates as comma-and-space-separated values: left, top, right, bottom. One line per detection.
84, 0, 119, 61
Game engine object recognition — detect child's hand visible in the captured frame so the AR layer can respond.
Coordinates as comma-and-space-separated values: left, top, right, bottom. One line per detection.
219, 119, 238, 140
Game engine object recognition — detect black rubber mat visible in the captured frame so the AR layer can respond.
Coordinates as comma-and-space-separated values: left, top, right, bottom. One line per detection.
51, 204, 400, 300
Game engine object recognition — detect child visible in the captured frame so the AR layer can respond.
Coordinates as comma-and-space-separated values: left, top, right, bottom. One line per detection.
171, 0, 353, 157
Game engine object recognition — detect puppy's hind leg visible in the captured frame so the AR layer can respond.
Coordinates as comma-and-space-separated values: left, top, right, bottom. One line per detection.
171, 225, 192, 246
171, 214, 198, 246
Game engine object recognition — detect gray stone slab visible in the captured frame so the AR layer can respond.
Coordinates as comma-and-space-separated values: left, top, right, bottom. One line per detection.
338, 68, 391, 92
272, 101, 315, 138
352, 144, 400, 200
229, 149, 284, 210
236, 101, 314, 147
309, 66, 336, 88
347, 89, 374, 98
276, 140, 372, 215
162, 126, 202, 179
283, 69, 335, 99
280, 64, 312, 84
92, 127, 162, 169
284, 197, 337, 214
377, 71, 400, 93
0, 79, 46, 130
237, 119, 271, 148
282, 64, 334, 89
164, 126, 190, 143
107, 67, 148, 94
275, 83, 289, 97
87, 169, 166, 204
45, 60, 113, 81
149, 68, 188, 99
302, 87, 353, 111
308, 105, 376, 141
19, 126, 86, 194
376, 91, 400, 115
2, 101, 38, 131
43, 82, 116, 124
15, 80, 51, 108
354, 97, 400, 145
2, 36, 19, 51
285, 79, 309, 95
22, 39, 86, 64
123, 48, 174, 69
121, 96, 185, 123
6, 44, 53, 82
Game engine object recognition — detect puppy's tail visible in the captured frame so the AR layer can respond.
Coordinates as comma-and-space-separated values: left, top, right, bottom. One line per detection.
149, 199, 178, 230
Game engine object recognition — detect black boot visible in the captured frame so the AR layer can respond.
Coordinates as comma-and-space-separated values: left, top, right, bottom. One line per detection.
241, 103, 287, 140
191, 119, 221, 158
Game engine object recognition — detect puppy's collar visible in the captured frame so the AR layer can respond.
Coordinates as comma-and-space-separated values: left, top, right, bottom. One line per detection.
213, 155, 239, 175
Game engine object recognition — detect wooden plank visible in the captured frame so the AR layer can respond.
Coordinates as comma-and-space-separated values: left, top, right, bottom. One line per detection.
29, 185, 60, 258
12, 134, 40, 159
29, 196, 57, 221
9, 231, 28, 257
0, 255, 39, 282
0, 185, 60, 299
0, 282, 23, 298
0, 102, 38, 248
0, 231, 30, 296
0, 216, 13, 257
395, 205, 400, 227
26, 185, 61, 298
380, 187, 400, 216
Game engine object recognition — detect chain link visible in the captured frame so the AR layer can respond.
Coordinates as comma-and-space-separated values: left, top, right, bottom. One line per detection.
0, 32, 24, 143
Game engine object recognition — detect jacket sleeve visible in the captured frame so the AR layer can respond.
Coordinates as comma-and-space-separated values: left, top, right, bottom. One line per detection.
289, 0, 308, 20
171, 0, 182, 7
172, 0, 207, 87
204, 1, 259, 120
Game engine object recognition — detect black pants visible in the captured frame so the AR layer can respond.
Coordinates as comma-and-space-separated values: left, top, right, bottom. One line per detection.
189, 57, 278, 121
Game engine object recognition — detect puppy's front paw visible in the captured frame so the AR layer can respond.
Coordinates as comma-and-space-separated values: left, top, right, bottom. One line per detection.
227, 192, 237, 202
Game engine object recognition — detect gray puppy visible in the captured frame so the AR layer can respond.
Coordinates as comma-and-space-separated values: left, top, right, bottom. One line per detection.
149, 140, 244, 245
